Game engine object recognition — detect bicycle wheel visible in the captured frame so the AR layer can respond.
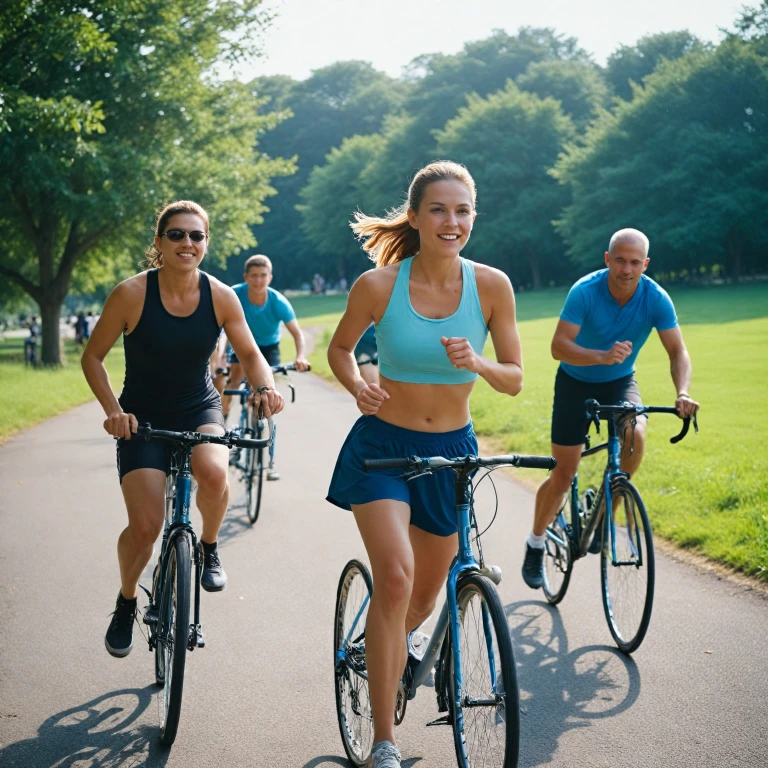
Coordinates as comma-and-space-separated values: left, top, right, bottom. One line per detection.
246, 415, 264, 525
451, 572, 519, 768
543, 508, 573, 605
158, 534, 191, 745
600, 479, 655, 654
334, 559, 374, 767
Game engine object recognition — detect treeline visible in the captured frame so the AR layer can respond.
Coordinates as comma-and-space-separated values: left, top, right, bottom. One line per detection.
228, 4, 768, 290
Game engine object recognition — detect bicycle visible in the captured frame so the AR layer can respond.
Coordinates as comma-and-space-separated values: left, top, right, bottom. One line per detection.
137, 422, 271, 745
222, 362, 309, 524
334, 451, 556, 768
542, 399, 698, 654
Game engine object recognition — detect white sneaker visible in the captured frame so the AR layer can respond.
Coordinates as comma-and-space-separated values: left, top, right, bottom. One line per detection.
267, 467, 280, 481
371, 740, 401, 767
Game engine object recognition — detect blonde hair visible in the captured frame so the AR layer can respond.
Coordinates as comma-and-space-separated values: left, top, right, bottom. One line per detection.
351, 161, 477, 268
244, 254, 273, 273
143, 200, 210, 269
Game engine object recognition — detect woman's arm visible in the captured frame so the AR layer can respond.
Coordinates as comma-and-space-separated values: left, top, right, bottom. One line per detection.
444, 268, 523, 396
328, 273, 389, 415
81, 280, 139, 439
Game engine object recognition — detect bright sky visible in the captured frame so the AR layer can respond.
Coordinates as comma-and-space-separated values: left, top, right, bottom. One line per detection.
236, 0, 743, 82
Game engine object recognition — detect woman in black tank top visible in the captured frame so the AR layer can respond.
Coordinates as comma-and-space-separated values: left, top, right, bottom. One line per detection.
81, 200, 284, 659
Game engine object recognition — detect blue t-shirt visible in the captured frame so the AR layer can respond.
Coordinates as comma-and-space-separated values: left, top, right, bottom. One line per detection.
559, 270, 678, 383
233, 284, 296, 346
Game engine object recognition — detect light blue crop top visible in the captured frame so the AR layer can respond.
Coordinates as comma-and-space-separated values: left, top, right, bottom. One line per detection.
376, 256, 489, 384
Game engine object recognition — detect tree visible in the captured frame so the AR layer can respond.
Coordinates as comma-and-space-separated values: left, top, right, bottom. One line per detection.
605, 31, 710, 101
516, 59, 609, 131
232, 62, 407, 287
299, 134, 385, 281
436, 82, 575, 288
554, 38, 768, 278
362, 28, 592, 212
0, 0, 293, 364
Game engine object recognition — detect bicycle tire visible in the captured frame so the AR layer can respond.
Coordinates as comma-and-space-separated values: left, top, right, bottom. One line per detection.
246, 413, 264, 524
158, 534, 191, 745
600, 479, 655, 654
334, 559, 374, 767
450, 572, 519, 768
543, 506, 573, 605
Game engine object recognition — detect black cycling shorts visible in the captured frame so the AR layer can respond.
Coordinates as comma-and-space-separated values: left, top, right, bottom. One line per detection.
228, 342, 281, 368
116, 407, 225, 483
551, 367, 643, 446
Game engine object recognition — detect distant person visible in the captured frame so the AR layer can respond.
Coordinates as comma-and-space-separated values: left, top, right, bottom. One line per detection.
215, 254, 310, 480
521, 228, 700, 590
75, 312, 88, 348
85, 311, 96, 339
81, 199, 283, 658
25, 315, 41, 365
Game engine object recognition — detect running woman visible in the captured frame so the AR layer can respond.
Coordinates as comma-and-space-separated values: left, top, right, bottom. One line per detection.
82, 200, 284, 658
214, 254, 310, 480
326, 161, 523, 767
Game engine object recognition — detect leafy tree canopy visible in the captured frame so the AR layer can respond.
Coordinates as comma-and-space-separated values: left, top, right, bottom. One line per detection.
0, 0, 293, 363
554, 37, 768, 277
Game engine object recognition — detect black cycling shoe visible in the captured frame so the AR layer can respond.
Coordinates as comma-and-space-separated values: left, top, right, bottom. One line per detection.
521, 544, 545, 590
588, 529, 603, 555
105, 592, 137, 658
200, 545, 227, 592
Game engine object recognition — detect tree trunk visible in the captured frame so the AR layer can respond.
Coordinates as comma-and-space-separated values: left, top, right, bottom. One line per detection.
528, 254, 542, 290
727, 231, 743, 280
39, 296, 64, 366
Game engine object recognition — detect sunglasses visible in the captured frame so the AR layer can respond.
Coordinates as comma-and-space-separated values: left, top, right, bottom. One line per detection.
161, 229, 208, 243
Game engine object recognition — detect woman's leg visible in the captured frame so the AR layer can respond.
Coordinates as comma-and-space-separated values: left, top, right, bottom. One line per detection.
405, 526, 458, 633
118, 468, 167, 599
191, 424, 229, 545
352, 500, 413, 747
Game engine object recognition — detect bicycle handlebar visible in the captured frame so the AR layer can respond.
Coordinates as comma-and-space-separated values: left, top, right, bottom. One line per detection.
136, 424, 271, 450
363, 454, 556, 472
584, 399, 699, 444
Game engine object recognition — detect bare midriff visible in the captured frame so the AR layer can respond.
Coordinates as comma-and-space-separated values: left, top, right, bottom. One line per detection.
375, 375, 475, 433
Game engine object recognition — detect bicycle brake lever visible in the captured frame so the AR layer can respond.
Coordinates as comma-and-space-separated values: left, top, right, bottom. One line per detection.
402, 469, 433, 482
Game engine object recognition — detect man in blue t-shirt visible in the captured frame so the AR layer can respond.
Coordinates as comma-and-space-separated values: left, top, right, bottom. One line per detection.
214, 254, 310, 480
522, 228, 700, 589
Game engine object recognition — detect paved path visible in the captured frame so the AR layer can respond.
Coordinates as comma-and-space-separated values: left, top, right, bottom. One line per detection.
1, 374, 766, 767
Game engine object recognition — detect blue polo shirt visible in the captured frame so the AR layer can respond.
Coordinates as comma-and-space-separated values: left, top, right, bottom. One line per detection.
233, 284, 296, 346
559, 270, 678, 383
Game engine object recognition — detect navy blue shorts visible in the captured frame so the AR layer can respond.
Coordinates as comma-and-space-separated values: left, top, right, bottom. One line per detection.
552, 368, 644, 446
327, 416, 478, 537
228, 342, 281, 368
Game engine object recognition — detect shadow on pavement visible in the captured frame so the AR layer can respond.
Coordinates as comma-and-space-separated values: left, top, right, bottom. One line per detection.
506, 600, 641, 768
0, 685, 170, 767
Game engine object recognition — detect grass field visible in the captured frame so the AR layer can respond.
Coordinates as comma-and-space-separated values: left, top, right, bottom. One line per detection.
0, 336, 125, 443
302, 283, 768, 580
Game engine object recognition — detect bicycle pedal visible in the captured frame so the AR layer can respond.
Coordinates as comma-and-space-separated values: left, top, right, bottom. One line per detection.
188, 623, 205, 650
143, 605, 159, 626
426, 715, 452, 727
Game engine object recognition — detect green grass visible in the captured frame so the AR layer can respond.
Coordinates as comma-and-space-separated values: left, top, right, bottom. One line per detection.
305, 283, 768, 580
0, 336, 125, 443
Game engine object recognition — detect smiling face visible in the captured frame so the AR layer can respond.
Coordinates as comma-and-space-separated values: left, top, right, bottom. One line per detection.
407, 179, 476, 257
245, 265, 272, 295
604, 239, 649, 296
154, 212, 208, 272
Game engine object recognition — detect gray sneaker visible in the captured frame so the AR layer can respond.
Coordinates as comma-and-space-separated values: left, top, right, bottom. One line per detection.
371, 740, 401, 768
266, 466, 280, 481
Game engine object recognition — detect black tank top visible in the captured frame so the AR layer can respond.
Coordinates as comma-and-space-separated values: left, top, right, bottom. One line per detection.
119, 269, 221, 418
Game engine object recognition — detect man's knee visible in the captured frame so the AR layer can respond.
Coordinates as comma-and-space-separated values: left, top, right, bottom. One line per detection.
129, 516, 163, 549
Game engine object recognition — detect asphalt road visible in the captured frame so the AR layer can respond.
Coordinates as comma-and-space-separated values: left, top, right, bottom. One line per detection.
1, 373, 766, 767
